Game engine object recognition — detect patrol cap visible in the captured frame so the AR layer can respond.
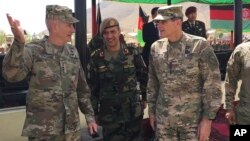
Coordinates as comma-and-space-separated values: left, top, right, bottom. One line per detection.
100, 17, 120, 34
154, 5, 183, 21
185, 6, 197, 16
46, 5, 79, 23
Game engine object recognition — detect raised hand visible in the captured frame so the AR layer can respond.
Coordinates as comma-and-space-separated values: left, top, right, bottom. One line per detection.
6, 13, 25, 44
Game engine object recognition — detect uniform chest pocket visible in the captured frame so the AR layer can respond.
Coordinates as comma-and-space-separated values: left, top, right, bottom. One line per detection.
123, 64, 136, 75
32, 54, 60, 87
98, 67, 113, 80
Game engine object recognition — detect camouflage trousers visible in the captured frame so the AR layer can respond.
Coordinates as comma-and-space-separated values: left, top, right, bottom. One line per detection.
28, 130, 81, 141
236, 104, 250, 124
102, 118, 143, 141
156, 124, 198, 141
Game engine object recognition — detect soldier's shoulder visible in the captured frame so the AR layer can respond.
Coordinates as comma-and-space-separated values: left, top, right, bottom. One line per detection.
88, 34, 104, 52
234, 41, 250, 55
196, 20, 205, 25
182, 21, 189, 27
90, 48, 104, 58
125, 43, 140, 55
183, 33, 210, 52
26, 38, 46, 52
152, 38, 168, 47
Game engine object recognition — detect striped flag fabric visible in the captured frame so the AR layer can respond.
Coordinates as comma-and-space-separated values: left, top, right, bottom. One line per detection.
210, 4, 250, 31
137, 6, 149, 47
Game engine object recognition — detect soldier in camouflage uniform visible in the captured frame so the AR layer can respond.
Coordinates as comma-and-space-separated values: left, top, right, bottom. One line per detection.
225, 42, 250, 125
87, 17, 148, 141
147, 5, 222, 141
182, 6, 207, 38
3, 5, 97, 141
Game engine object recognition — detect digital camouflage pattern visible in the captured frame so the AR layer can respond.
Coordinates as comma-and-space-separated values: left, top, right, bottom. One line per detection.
28, 130, 81, 141
225, 41, 250, 124
2, 37, 95, 137
147, 33, 222, 140
46, 5, 79, 23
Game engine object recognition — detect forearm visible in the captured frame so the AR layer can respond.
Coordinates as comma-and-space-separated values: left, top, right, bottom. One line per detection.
200, 47, 222, 119
77, 70, 95, 123
2, 40, 31, 82
147, 62, 159, 116
224, 65, 239, 110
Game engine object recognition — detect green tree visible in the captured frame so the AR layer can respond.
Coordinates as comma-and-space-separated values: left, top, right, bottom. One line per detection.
0, 30, 6, 45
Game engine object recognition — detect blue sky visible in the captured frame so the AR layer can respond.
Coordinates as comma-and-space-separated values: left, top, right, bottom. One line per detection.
0, 0, 96, 34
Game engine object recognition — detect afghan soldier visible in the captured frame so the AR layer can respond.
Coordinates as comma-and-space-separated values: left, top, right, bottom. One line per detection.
147, 5, 222, 141
182, 6, 207, 38
87, 17, 148, 141
225, 41, 250, 125
3, 5, 97, 141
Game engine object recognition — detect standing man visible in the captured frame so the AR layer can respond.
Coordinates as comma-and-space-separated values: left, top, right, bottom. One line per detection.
3, 5, 97, 141
87, 17, 148, 141
142, 7, 160, 67
182, 6, 207, 38
147, 5, 222, 141
225, 41, 250, 125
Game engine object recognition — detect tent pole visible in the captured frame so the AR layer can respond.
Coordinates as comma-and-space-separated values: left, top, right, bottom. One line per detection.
92, 0, 97, 37
234, 0, 242, 47
167, 0, 171, 5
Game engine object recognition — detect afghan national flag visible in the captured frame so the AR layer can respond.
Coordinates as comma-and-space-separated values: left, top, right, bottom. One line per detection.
210, 4, 250, 31
96, 2, 102, 34
137, 6, 149, 47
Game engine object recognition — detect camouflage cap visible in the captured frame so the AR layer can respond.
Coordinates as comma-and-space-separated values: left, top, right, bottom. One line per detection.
154, 5, 183, 21
100, 17, 120, 34
46, 5, 79, 23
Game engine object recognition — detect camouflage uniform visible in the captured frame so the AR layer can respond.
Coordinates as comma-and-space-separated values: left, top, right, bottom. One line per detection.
225, 42, 250, 124
147, 33, 222, 140
87, 42, 148, 141
2, 5, 95, 141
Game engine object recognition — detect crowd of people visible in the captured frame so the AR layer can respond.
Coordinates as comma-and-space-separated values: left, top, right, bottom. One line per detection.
1, 3, 249, 141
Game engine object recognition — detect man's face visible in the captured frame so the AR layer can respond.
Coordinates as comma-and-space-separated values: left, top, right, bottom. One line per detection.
187, 12, 197, 22
102, 26, 121, 51
55, 21, 75, 43
156, 19, 179, 38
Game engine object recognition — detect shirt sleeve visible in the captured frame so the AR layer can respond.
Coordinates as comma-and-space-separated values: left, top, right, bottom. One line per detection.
86, 56, 100, 116
199, 42, 222, 119
224, 47, 243, 110
147, 47, 160, 117
134, 48, 148, 101
2, 40, 32, 82
77, 65, 96, 123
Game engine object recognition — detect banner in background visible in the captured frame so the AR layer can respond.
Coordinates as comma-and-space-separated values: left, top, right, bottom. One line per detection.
210, 4, 250, 31
137, 6, 149, 47
104, 0, 250, 5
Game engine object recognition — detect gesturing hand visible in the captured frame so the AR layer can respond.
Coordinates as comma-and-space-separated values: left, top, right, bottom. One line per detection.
6, 13, 25, 44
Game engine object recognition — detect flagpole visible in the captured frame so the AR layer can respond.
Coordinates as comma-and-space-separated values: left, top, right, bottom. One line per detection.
75, 0, 87, 71
234, 0, 242, 47
167, 0, 171, 5
92, 0, 97, 37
